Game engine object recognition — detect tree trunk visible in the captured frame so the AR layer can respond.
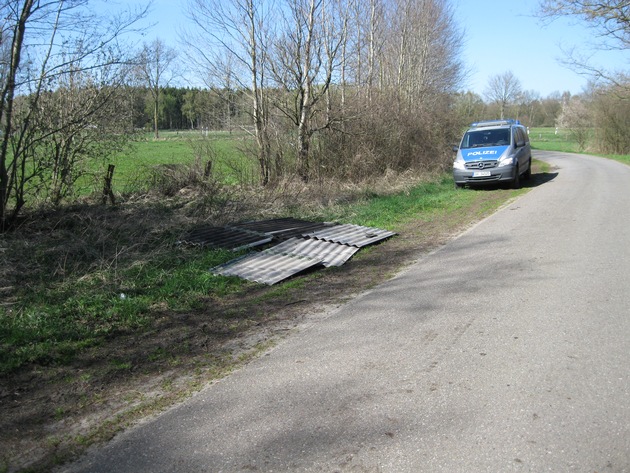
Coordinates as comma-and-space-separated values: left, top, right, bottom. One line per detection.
0, 0, 34, 231
154, 88, 160, 139
297, 114, 311, 182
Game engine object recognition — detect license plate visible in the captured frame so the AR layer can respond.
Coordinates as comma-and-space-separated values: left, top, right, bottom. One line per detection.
472, 171, 491, 177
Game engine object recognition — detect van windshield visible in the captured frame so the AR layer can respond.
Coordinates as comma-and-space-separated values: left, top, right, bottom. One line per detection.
461, 129, 510, 149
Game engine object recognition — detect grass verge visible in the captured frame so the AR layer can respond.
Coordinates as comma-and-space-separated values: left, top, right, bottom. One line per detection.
1, 174, 493, 374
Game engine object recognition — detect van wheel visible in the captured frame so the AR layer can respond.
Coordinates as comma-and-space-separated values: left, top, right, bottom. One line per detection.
512, 165, 521, 189
524, 158, 532, 180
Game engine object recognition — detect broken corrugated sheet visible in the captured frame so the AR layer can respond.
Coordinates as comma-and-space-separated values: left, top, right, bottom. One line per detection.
265, 237, 359, 267
212, 252, 321, 285
178, 226, 272, 251
303, 224, 397, 247
233, 218, 335, 241
179, 218, 335, 250
203, 219, 397, 285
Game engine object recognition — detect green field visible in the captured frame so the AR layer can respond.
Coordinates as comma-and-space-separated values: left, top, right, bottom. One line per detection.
107, 130, 256, 192
529, 127, 581, 153
529, 127, 630, 165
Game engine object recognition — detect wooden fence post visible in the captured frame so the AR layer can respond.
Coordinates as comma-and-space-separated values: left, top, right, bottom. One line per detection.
102, 164, 116, 205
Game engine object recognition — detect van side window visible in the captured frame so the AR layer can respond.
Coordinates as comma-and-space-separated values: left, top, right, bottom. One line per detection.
495, 129, 509, 144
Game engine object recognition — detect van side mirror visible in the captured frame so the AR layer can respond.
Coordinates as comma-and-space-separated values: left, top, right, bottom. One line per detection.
516, 140, 525, 148
452, 145, 459, 152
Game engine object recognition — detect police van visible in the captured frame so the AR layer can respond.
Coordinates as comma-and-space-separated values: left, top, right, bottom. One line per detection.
452, 119, 532, 188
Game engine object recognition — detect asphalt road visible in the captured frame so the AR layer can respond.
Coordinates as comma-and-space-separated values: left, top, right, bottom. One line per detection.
63, 151, 630, 473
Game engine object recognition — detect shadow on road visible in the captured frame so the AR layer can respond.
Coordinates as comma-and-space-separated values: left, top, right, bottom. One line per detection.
521, 171, 559, 188
462, 171, 559, 191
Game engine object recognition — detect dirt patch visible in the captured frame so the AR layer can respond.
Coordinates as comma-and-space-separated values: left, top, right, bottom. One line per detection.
0, 182, 521, 473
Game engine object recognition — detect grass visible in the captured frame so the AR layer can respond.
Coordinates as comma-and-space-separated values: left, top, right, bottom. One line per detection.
106, 130, 256, 192
1, 126, 615, 377
0, 173, 518, 375
602, 153, 630, 165
529, 127, 630, 166
529, 127, 582, 153
0, 247, 245, 373
319, 175, 501, 229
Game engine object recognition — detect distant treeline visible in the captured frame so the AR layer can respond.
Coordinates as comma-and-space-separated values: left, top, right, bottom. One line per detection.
130, 86, 250, 131
135, 86, 568, 132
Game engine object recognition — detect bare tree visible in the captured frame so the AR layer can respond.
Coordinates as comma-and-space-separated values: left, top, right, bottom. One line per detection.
138, 38, 178, 139
269, 0, 344, 182
323, 0, 465, 173
332, 0, 384, 109
374, 0, 464, 110
519, 90, 542, 124
453, 91, 486, 124
538, 0, 630, 90
184, 0, 466, 182
539, 2, 630, 152
539, 0, 630, 49
484, 71, 523, 119
184, 0, 275, 185
20, 70, 135, 205
0, 0, 148, 231
365, 0, 383, 102
0, 0, 33, 230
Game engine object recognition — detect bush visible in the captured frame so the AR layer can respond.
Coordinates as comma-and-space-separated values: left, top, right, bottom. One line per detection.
315, 92, 460, 182
592, 85, 630, 154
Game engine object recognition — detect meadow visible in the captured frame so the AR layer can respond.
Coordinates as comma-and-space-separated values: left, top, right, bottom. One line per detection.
529, 126, 580, 152
107, 130, 257, 193
529, 127, 630, 164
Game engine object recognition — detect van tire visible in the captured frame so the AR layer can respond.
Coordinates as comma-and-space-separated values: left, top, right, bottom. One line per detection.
524, 158, 532, 180
512, 165, 521, 189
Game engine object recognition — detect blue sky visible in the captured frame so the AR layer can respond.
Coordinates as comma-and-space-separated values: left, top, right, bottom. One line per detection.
125, 0, 627, 98
453, 0, 626, 97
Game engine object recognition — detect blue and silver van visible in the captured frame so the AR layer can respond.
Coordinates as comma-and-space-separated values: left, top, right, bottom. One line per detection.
452, 119, 532, 188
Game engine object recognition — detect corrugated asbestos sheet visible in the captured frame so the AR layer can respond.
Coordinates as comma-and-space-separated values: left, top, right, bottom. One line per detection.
178, 226, 272, 251
187, 218, 397, 285
304, 224, 397, 247
178, 218, 335, 250
212, 252, 322, 285
234, 218, 335, 241
211, 237, 359, 284
265, 237, 359, 267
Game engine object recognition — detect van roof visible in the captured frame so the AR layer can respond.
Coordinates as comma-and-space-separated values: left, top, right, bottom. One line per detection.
470, 119, 521, 129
